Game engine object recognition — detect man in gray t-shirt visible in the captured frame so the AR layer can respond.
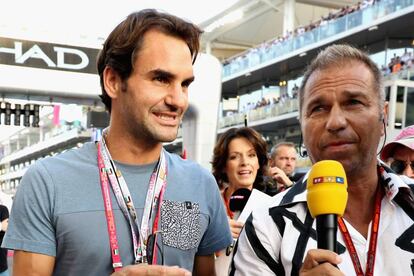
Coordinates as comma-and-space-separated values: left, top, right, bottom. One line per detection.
3, 9, 232, 276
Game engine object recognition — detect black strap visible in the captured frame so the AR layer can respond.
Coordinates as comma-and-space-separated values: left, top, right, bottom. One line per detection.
291, 211, 314, 275
280, 177, 307, 205
241, 213, 286, 275
269, 204, 346, 275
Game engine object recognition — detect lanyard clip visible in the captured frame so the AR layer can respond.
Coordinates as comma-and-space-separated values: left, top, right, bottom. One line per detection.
135, 256, 148, 264
226, 239, 237, 256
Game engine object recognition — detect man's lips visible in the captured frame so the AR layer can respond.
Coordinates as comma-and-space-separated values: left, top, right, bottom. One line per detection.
154, 112, 177, 121
322, 140, 355, 151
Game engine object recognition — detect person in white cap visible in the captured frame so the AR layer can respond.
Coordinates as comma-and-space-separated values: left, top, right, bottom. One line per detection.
381, 125, 414, 179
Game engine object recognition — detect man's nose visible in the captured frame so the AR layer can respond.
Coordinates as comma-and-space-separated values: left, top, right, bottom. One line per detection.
165, 83, 188, 109
326, 105, 347, 133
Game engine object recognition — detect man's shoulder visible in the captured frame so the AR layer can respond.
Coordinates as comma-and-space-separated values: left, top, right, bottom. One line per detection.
36, 142, 95, 167
250, 179, 308, 227
23, 142, 96, 181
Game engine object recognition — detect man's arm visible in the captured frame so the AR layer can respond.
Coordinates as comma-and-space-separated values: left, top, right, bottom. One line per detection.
193, 254, 215, 276
268, 166, 293, 188
110, 264, 191, 276
13, 250, 55, 276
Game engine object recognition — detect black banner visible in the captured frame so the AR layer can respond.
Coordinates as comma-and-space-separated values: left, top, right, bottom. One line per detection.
0, 37, 100, 74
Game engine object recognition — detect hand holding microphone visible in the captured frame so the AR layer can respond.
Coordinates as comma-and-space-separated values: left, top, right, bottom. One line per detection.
300, 160, 348, 275
229, 188, 251, 220
226, 188, 251, 255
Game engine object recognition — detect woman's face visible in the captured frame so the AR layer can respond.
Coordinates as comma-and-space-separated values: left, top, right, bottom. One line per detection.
389, 146, 414, 179
224, 137, 260, 190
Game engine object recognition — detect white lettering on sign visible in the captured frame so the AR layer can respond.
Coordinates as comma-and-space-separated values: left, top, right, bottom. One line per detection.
0, 41, 89, 70
54, 47, 89, 70
16, 43, 56, 67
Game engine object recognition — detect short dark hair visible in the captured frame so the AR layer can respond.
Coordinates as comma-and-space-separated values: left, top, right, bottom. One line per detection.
97, 9, 203, 112
211, 127, 268, 190
298, 44, 385, 119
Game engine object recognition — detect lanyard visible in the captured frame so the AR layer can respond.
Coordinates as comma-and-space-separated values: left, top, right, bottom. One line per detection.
97, 134, 167, 271
222, 188, 234, 219
338, 187, 382, 276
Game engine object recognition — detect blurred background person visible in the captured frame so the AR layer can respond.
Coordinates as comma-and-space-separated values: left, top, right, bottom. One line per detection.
381, 125, 414, 179
211, 127, 268, 239
265, 142, 298, 195
0, 204, 8, 276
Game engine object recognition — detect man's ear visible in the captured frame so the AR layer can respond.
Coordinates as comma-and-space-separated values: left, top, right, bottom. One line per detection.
103, 67, 122, 100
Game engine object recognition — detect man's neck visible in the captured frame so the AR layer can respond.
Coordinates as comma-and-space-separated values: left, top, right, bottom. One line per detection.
104, 126, 162, 165
343, 167, 380, 238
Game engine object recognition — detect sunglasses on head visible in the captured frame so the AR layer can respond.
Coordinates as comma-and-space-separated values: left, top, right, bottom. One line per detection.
390, 159, 414, 174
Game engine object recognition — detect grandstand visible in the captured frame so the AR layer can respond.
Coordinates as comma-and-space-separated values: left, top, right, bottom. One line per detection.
0, 0, 413, 195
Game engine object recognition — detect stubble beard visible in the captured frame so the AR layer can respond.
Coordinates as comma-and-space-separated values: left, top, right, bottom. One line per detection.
131, 118, 179, 145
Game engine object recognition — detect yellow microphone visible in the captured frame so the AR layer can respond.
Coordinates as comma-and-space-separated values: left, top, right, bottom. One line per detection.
307, 160, 348, 252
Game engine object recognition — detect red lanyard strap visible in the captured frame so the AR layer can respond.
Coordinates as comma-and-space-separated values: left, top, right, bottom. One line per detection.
338, 187, 382, 276
97, 133, 168, 271
97, 142, 123, 271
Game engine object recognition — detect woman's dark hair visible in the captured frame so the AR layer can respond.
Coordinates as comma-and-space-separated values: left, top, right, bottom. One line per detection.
211, 127, 268, 190
97, 9, 203, 112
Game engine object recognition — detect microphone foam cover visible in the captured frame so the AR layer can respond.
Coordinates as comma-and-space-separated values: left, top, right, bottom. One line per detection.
229, 188, 251, 212
307, 160, 348, 218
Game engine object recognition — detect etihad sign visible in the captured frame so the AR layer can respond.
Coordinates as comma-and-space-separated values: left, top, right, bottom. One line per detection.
0, 37, 100, 74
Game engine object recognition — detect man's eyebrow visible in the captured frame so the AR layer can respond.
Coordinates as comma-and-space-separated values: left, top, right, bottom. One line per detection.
149, 69, 174, 79
184, 75, 195, 84
149, 69, 195, 84
342, 89, 369, 98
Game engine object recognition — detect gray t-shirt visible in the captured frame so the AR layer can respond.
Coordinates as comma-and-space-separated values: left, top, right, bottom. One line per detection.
3, 142, 232, 275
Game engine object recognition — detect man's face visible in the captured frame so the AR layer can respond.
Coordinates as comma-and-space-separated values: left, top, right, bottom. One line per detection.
271, 146, 297, 176
115, 30, 194, 144
300, 61, 385, 174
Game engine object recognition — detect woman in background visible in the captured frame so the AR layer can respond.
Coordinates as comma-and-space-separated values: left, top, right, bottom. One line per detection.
211, 127, 268, 239
381, 125, 414, 180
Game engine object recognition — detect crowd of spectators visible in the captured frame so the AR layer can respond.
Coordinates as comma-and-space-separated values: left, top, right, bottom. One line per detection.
240, 84, 299, 114
223, 0, 379, 73
382, 49, 414, 74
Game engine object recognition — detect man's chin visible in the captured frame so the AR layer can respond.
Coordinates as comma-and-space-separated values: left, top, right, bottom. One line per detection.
158, 132, 179, 143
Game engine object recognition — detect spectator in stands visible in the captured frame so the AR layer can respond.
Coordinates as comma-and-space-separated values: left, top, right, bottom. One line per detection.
401, 48, 412, 68
265, 142, 298, 195
0, 205, 8, 276
406, 51, 413, 68
212, 127, 268, 239
3, 9, 231, 276
392, 56, 402, 73
381, 125, 414, 179
292, 83, 299, 98
231, 44, 414, 275
224, 0, 381, 76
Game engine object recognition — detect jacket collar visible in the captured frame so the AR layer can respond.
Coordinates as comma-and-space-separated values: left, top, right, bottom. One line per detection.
279, 159, 413, 206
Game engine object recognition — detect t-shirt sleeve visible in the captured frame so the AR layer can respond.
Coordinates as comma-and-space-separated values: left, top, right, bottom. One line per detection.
196, 173, 232, 255
2, 161, 57, 257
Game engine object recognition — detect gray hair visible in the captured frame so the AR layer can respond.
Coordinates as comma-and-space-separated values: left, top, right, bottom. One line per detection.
269, 141, 297, 160
298, 44, 385, 118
